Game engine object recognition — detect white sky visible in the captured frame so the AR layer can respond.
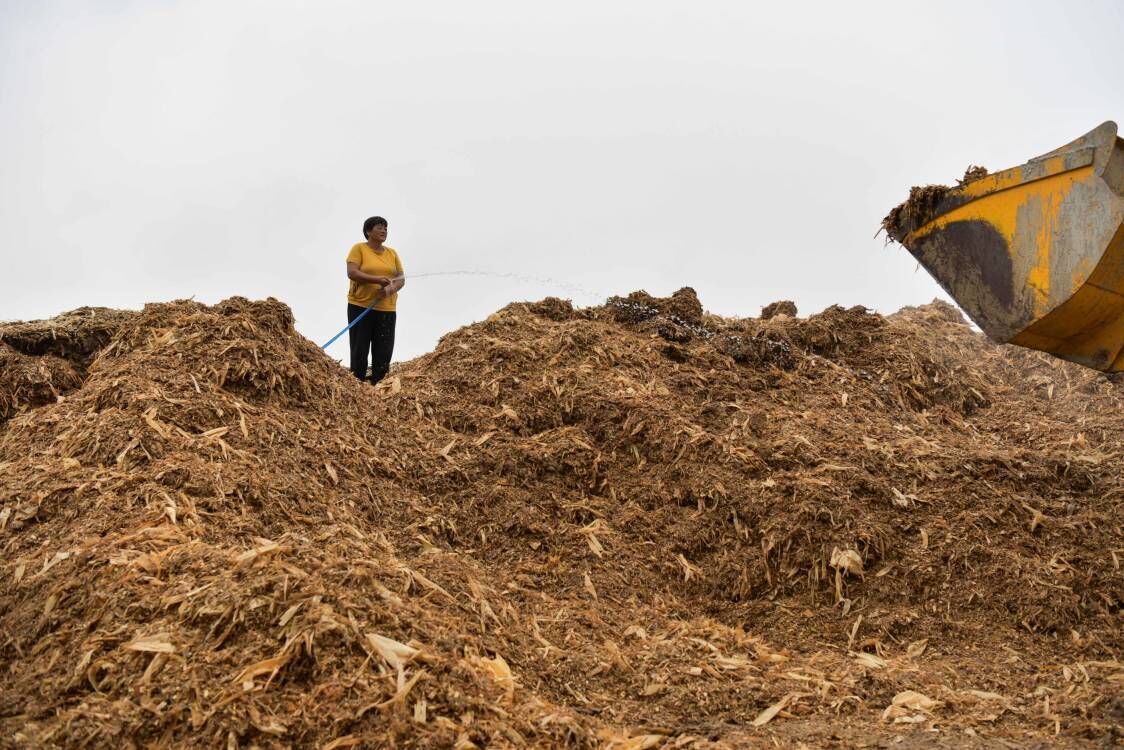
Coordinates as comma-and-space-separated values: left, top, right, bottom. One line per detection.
2, 1, 1122, 363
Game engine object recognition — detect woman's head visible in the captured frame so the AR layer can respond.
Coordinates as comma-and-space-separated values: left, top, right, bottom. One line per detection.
363, 216, 388, 242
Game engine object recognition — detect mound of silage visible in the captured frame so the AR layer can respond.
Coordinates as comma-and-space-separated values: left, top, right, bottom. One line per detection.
0, 307, 136, 422
0, 344, 81, 420
1, 291, 1122, 748
0, 306, 136, 368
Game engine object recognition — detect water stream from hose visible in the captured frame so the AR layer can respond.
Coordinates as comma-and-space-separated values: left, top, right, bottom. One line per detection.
320, 269, 606, 349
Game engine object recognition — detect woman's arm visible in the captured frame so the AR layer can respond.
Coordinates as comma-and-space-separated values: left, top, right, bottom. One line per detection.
347, 262, 390, 286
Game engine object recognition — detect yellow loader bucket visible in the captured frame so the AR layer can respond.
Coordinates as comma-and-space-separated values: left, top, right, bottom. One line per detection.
886, 121, 1124, 371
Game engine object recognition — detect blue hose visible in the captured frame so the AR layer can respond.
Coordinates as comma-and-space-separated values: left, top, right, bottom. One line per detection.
319, 268, 598, 350
320, 301, 377, 349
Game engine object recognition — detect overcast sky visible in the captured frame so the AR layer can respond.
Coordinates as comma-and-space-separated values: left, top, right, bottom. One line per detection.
2, 1, 1122, 363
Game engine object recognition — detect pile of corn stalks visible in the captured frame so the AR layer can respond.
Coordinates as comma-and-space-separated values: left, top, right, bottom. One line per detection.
1, 291, 1120, 748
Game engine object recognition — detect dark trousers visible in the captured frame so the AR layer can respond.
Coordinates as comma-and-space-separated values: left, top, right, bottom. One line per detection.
347, 305, 396, 383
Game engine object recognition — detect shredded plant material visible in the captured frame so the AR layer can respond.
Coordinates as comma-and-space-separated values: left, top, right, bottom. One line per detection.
760, 300, 797, 320
882, 164, 991, 242
957, 165, 989, 186
882, 185, 951, 243
1, 291, 1121, 748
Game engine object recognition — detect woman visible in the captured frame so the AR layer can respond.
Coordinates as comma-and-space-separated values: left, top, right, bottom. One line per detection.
345, 216, 405, 383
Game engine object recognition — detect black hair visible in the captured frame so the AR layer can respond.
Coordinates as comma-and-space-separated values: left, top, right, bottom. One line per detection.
362, 216, 388, 238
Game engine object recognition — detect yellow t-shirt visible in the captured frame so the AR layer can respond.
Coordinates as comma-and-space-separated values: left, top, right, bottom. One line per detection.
346, 243, 404, 311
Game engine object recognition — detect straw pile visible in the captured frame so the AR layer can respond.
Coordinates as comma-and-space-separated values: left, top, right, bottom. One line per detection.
0, 307, 134, 421
1, 291, 1121, 748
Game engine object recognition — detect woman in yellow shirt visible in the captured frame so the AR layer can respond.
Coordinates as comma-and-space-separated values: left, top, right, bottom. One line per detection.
345, 216, 405, 383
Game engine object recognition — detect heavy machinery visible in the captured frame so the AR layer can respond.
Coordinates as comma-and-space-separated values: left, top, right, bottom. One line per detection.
884, 121, 1124, 371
